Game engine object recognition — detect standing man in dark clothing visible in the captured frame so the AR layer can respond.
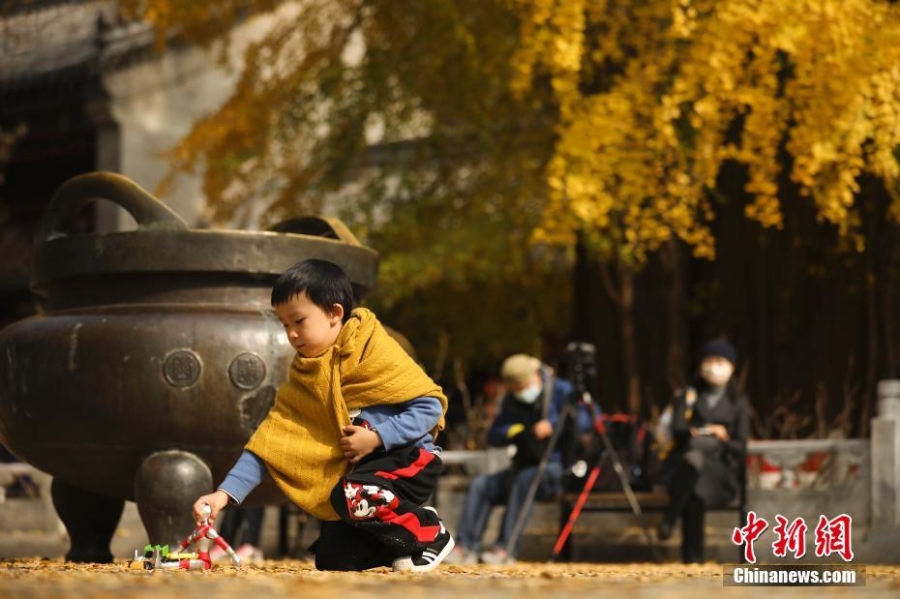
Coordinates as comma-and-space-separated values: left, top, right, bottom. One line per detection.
658, 339, 750, 563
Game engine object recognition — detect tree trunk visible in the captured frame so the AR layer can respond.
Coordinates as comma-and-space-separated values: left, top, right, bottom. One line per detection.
861, 243, 877, 438
605, 261, 642, 415
660, 239, 687, 393
884, 269, 896, 379
599, 259, 642, 415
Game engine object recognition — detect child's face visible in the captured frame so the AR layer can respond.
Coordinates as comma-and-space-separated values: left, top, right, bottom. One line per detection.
275, 291, 344, 357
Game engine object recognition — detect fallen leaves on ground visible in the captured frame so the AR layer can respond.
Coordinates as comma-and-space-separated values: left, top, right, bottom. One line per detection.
0, 559, 897, 599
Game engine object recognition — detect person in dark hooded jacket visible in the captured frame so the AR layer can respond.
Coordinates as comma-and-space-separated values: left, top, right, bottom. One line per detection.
658, 339, 750, 563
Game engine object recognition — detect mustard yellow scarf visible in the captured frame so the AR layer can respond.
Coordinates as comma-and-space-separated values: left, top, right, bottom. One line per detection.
245, 308, 447, 520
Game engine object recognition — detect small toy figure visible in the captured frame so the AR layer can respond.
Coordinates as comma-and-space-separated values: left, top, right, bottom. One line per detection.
129, 504, 242, 570
128, 544, 210, 571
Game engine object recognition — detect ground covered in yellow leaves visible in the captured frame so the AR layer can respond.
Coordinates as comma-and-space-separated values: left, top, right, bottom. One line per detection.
0, 560, 897, 599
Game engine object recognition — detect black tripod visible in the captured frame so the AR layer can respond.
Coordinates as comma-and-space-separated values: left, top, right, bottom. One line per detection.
502, 342, 659, 561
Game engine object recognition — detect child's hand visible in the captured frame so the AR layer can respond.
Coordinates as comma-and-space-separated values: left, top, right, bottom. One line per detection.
340, 425, 383, 463
193, 490, 229, 525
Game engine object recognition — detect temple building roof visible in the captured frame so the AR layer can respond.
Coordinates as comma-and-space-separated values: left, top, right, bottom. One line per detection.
0, 0, 156, 93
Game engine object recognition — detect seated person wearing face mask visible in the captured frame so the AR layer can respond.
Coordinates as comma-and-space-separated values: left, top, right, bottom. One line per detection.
444, 353, 588, 565
658, 339, 750, 564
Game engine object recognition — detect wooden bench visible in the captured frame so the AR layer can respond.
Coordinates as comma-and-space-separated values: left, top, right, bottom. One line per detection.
557, 481, 746, 562
435, 449, 747, 562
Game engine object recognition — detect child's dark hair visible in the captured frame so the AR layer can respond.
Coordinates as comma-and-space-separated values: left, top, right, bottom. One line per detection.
271, 259, 355, 322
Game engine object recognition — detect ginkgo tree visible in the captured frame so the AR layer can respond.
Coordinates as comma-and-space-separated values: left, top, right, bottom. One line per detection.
122, 0, 571, 371
120, 0, 900, 414
512, 0, 900, 411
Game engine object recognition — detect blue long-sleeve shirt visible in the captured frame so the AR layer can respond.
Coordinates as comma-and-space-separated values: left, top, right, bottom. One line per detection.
219, 396, 443, 503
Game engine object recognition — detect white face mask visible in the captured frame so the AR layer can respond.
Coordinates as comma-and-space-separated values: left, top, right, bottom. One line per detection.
515, 385, 542, 404
700, 360, 734, 387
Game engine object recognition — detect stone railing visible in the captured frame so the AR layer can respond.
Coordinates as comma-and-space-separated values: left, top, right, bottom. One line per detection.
0, 462, 60, 534
745, 439, 871, 533
746, 439, 870, 491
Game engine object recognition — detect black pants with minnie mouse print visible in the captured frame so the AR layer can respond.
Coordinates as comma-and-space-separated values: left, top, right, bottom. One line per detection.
313, 444, 444, 570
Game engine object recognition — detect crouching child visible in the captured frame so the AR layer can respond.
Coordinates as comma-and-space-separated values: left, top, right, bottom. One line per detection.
193, 259, 454, 571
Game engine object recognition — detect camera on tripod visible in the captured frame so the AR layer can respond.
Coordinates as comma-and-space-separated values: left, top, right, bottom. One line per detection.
561, 342, 598, 396
504, 340, 657, 560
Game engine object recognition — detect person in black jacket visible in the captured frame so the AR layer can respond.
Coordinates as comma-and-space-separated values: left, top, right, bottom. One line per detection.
658, 339, 750, 563
444, 354, 590, 565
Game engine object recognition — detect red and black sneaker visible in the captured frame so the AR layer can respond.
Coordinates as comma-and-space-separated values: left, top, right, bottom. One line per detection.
392, 508, 456, 573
